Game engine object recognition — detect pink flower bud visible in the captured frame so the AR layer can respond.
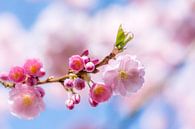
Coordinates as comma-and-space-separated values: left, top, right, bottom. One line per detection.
74, 78, 85, 90
65, 99, 74, 110
69, 55, 84, 72
90, 83, 112, 103
64, 79, 74, 88
35, 87, 45, 98
9, 66, 26, 83
85, 62, 95, 72
81, 50, 89, 56
0, 72, 9, 81
82, 56, 90, 64
89, 97, 98, 107
91, 58, 99, 65
26, 76, 38, 86
37, 68, 46, 77
71, 94, 80, 104
24, 59, 43, 76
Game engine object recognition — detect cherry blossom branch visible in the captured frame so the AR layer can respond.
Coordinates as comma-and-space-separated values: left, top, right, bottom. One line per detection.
0, 25, 132, 89
0, 25, 144, 119
0, 47, 122, 88
38, 47, 122, 84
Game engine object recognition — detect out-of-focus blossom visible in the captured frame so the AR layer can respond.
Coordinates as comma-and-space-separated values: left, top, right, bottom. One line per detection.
64, 0, 96, 10
32, 4, 88, 75
173, 12, 195, 45
103, 54, 145, 96
9, 84, 45, 120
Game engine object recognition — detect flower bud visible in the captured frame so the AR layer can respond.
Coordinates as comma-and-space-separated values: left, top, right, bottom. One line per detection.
64, 79, 74, 88
74, 78, 85, 90
37, 68, 46, 77
89, 97, 98, 107
85, 62, 95, 72
35, 87, 45, 97
82, 56, 90, 64
81, 50, 89, 56
71, 94, 80, 104
91, 58, 99, 65
65, 99, 74, 110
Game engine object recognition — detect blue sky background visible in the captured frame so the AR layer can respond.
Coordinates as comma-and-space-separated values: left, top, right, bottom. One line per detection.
0, 0, 128, 28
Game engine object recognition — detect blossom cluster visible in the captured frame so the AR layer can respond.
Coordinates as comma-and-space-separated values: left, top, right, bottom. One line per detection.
0, 59, 46, 119
0, 26, 145, 120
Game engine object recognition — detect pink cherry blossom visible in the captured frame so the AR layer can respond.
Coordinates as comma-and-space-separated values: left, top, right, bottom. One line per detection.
69, 55, 84, 72
8, 66, 26, 83
103, 54, 145, 96
9, 84, 45, 120
23, 59, 43, 76
90, 83, 112, 103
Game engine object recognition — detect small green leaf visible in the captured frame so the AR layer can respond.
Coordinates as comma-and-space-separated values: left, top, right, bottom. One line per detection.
116, 25, 125, 46
115, 25, 134, 50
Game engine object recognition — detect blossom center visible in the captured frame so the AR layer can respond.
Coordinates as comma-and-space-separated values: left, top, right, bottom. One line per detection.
74, 60, 82, 69
94, 86, 105, 95
13, 73, 20, 80
22, 95, 33, 106
119, 70, 128, 80
30, 66, 37, 74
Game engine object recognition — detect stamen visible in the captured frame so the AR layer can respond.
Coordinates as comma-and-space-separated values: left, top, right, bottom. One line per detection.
22, 95, 33, 106
119, 70, 128, 80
